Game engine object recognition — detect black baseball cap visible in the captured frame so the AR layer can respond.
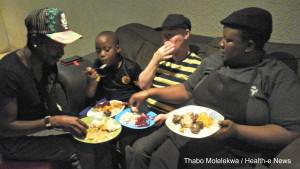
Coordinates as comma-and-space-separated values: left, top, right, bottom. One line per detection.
25, 7, 82, 44
155, 14, 191, 31
220, 7, 272, 41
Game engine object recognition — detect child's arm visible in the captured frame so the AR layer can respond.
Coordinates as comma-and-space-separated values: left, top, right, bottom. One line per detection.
131, 62, 142, 87
85, 67, 101, 97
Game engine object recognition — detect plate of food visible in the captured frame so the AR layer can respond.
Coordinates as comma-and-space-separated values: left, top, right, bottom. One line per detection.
87, 100, 126, 118
115, 108, 157, 129
74, 116, 122, 144
165, 105, 224, 138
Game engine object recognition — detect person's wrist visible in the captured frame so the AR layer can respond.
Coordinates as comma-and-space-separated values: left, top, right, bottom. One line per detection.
145, 89, 151, 98
49, 116, 59, 128
44, 115, 53, 129
233, 124, 241, 138
153, 53, 162, 64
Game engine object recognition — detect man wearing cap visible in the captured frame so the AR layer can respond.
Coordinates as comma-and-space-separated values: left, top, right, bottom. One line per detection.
138, 14, 202, 114
128, 7, 300, 169
0, 8, 112, 169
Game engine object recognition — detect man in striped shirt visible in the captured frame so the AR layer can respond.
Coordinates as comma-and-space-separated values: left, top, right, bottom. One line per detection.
138, 14, 202, 114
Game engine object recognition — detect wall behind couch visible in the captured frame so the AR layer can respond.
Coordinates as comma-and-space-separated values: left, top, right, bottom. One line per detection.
0, 0, 299, 58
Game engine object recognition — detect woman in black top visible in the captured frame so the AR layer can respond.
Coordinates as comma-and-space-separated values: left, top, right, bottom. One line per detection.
126, 7, 300, 169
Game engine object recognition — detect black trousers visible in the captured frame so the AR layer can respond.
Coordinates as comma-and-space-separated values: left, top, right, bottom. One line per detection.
126, 125, 262, 169
126, 125, 170, 169
0, 132, 113, 169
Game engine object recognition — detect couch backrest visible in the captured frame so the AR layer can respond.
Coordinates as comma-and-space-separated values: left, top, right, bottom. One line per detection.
116, 23, 162, 69
264, 42, 300, 74
114, 23, 300, 76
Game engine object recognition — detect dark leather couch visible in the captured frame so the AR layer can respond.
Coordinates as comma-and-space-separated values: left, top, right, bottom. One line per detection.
59, 23, 300, 115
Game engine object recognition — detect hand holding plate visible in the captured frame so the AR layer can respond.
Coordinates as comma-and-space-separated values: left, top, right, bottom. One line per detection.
154, 114, 168, 126
212, 119, 238, 140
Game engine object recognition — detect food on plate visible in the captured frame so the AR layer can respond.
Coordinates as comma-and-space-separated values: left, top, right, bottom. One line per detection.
172, 114, 182, 124
91, 100, 125, 116
131, 106, 138, 113
172, 112, 213, 134
103, 110, 112, 116
196, 112, 213, 127
135, 113, 150, 127
190, 122, 203, 134
120, 112, 152, 127
85, 118, 120, 142
179, 112, 194, 128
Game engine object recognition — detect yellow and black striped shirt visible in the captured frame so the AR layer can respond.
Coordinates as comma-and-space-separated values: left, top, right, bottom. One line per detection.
146, 52, 202, 114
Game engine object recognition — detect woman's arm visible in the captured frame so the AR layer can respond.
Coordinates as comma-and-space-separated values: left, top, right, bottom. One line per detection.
216, 120, 299, 149
148, 84, 192, 104
236, 123, 299, 147
130, 84, 192, 109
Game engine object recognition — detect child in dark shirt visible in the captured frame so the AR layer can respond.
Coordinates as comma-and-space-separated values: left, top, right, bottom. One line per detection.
85, 31, 141, 103
85, 31, 143, 168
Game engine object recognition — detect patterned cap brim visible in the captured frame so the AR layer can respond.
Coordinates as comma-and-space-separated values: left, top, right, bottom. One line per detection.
46, 30, 82, 44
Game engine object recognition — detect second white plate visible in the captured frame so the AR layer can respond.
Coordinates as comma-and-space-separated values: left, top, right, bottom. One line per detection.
165, 105, 224, 139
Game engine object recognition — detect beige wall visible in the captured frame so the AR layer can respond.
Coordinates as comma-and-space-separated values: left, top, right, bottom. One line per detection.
1, 0, 300, 58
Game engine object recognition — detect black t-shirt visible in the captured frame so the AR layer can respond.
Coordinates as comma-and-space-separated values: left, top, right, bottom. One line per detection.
0, 52, 47, 120
90, 55, 141, 102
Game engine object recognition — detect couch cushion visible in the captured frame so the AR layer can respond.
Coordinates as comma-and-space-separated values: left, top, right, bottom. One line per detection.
116, 23, 162, 69
57, 57, 92, 113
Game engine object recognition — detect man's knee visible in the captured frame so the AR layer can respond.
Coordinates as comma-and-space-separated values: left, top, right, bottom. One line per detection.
126, 145, 146, 159
131, 139, 150, 156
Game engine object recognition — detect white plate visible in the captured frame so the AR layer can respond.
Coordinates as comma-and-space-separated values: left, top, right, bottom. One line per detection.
87, 100, 125, 118
165, 105, 224, 138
